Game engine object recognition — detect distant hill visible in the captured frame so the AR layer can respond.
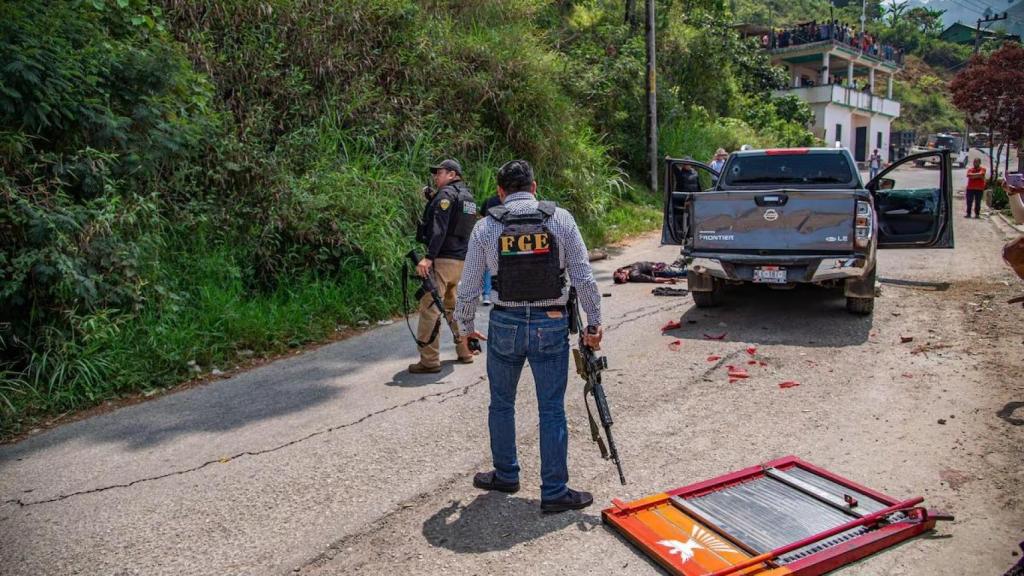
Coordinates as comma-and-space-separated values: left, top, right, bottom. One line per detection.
909, 0, 1024, 37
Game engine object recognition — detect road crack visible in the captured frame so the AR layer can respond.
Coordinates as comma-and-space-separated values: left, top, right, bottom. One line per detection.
604, 302, 679, 332
3, 376, 488, 509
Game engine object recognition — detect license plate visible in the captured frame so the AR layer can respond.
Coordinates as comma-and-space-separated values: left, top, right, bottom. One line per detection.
753, 266, 787, 284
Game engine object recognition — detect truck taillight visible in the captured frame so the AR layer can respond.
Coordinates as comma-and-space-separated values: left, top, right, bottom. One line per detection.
855, 201, 873, 248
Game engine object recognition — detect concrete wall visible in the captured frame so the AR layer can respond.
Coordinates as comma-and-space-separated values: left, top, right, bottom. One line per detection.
868, 115, 891, 163
809, 105, 894, 164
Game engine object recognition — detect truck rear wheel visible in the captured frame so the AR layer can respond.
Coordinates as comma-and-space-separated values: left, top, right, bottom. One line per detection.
690, 276, 722, 308
845, 296, 874, 315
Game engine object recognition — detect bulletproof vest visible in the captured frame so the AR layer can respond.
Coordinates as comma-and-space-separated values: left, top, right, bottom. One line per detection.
448, 181, 477, 240
489, 201, 564, 302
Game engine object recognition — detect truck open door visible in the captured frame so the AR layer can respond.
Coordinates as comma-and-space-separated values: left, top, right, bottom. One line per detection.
662, 157, 718, 245
867, 150, 954, 249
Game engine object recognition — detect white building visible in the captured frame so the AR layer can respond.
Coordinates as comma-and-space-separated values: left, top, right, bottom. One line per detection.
767, 38, 902, 163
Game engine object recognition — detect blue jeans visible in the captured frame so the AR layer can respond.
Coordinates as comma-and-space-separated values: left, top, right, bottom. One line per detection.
869, 166, 879, 180
482, 270, 492, 298
486, 306, 570, 501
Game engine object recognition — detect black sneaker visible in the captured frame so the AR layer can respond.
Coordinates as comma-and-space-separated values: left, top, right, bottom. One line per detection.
473, 471, 519, 494
541, 488, 593, 513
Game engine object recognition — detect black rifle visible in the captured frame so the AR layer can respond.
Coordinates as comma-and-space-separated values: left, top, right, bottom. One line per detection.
402, 250, 480, 352
569, 288, 626, 485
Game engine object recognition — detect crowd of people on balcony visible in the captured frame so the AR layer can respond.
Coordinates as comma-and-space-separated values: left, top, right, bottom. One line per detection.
760, 20, 904, 64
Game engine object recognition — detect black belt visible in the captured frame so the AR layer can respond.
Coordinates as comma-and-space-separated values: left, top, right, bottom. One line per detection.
492, 304, 566, 313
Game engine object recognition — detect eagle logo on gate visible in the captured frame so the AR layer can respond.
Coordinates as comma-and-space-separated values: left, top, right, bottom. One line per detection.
658, 525, 735, 563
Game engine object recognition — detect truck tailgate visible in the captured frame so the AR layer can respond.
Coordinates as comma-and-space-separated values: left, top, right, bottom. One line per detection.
691, 190, 857, 252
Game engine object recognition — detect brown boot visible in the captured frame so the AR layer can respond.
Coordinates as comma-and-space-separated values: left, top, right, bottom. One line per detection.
408, 362, 441, 374
456, 340, 474, 364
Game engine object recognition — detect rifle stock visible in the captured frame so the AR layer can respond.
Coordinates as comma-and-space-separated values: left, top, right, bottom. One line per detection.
569, 289, 626, 485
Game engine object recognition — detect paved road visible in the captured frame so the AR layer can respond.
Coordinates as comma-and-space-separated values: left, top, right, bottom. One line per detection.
2, 167, 1022, 575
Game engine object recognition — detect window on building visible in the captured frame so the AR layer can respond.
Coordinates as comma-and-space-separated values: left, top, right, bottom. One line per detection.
835, 123, 842, 144
877, 131, 883, 149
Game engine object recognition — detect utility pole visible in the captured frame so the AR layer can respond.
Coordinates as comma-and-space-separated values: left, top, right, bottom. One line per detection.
974, 12, 1008, 55
973, 12, 1008, 184
646, 0, 657, 194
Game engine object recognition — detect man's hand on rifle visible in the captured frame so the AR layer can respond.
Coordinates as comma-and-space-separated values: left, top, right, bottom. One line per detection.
416, 257, 433, 278
584, 325, 604, 350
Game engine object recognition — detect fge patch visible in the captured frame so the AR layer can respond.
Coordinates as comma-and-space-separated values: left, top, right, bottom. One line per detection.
500, 232, 551, 256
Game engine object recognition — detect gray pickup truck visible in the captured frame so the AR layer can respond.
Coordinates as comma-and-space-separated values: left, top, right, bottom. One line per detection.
662, 148, 954, 314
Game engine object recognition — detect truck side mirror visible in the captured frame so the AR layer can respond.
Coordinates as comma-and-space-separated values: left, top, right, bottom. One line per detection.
878, 178, 895, 191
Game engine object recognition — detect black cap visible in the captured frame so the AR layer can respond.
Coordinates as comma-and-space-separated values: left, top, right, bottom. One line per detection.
497, 159, 534, 192
429, 159, 462, 175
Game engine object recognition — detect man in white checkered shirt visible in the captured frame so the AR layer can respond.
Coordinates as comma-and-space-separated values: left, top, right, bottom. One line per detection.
455, 159, 603, 513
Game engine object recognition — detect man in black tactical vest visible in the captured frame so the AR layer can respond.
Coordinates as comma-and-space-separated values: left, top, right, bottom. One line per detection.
409, 159, 478, 374
454, 160, 604, 513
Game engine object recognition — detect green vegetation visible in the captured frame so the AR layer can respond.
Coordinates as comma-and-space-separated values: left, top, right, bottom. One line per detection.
0, 0, 815, 436
891, 66, 963, 135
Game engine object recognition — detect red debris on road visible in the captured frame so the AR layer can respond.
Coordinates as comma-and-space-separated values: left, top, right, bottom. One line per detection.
779, 381, 800, 389
727, 366, 750, 379
668, 340, 682, 351
661, 320, 682, 332
707, 355, 722, 362
746, 346, 757, 355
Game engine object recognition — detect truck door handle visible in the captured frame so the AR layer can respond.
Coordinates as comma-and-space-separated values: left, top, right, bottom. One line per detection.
755, 194, 788, 207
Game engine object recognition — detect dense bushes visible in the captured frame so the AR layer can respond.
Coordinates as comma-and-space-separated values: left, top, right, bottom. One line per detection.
0, 0, 812, 435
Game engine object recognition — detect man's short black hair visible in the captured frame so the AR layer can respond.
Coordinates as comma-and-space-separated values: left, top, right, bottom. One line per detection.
497, 160, 534, 192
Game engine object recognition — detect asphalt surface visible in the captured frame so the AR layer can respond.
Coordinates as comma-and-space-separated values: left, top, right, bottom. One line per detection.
2, 166, 1022, 575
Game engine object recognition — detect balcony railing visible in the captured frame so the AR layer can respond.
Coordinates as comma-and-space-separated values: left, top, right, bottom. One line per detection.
773, 85, 901, 117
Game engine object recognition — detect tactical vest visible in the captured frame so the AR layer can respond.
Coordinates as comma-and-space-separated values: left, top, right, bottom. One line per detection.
449, 181, 477, 240
489, 201, 564, 302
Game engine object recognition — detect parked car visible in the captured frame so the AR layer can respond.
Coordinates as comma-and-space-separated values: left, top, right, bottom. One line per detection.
662, 147, 955, 314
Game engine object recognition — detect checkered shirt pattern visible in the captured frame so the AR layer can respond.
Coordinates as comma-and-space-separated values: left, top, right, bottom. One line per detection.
455, 192, 602, 335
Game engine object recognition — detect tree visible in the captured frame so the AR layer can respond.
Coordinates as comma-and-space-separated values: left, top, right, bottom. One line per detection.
884, 0, 909, 27
951, 43, 1024, 176
905, 6, 945, 36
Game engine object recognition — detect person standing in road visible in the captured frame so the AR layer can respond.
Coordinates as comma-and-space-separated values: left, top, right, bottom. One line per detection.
672, 157, 702, 193
966, 157, 986, 219
708, 148, 728, 178
868, 149, 882, 180
455, 160, 603, 513
479, 194, 502, 306
409, 159, 478, 374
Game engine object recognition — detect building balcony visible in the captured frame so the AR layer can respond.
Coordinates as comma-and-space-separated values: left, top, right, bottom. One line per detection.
772, 85, 900, 117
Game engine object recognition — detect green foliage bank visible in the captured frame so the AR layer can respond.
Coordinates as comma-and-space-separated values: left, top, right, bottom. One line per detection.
0, 0, 813, 435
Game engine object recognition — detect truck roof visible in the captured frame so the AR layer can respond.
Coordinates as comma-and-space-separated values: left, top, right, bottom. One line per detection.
730, 147, 843, 157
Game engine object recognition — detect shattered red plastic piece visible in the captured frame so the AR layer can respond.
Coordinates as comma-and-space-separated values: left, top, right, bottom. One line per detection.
746, 346, 757, 355
661, 320, 682, 332
747, 360, 758, 366
668, 339, 682, 351
900, 335, 914, 344
901, 372, 914, 379
779, 380, 800, 389
759, 361, 768, 367
727, 367, 750, 379
703, 332, 727, 340
707, 355, 722, 362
